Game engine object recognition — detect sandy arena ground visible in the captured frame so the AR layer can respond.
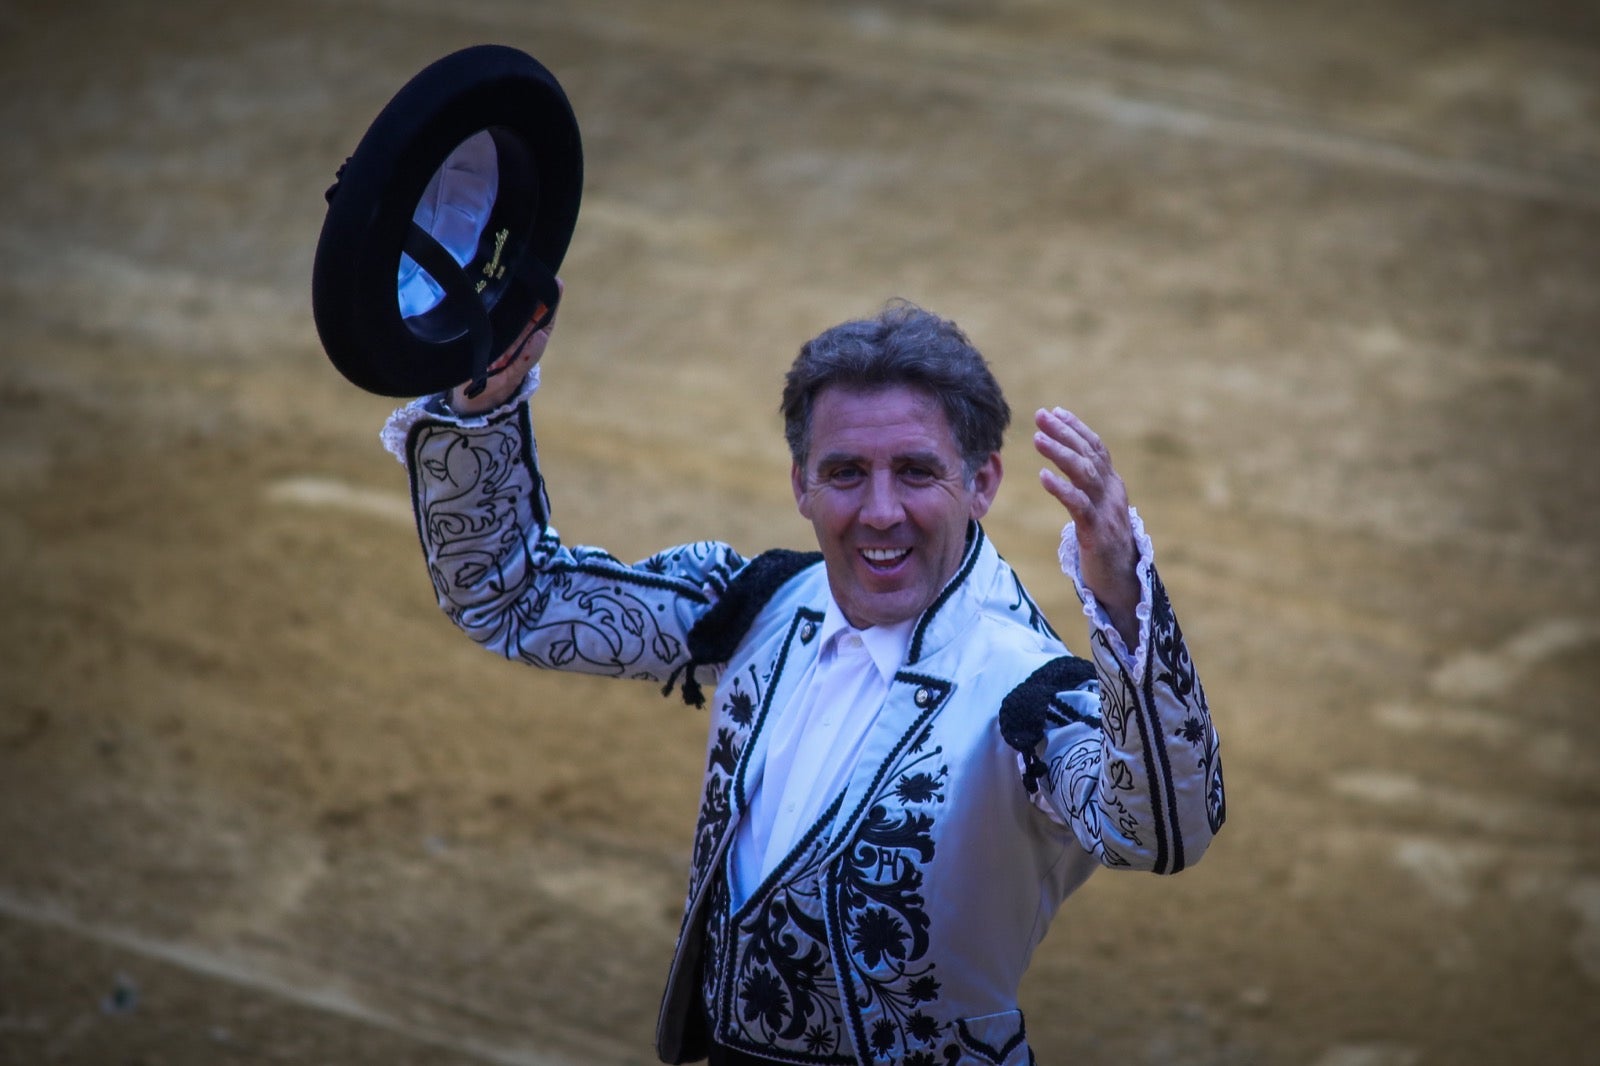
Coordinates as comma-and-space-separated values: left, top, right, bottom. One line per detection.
1, 1, 1598, 1063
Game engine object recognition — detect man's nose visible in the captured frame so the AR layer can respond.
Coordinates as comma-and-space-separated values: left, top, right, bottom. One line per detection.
859, 470, 905, 528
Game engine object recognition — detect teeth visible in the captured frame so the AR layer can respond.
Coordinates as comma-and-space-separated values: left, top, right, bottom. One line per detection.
862, 548, 907, 562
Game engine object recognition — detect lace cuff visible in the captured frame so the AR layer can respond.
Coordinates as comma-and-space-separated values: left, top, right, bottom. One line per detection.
1055, 505, 1156, 681
379, 364, 542, 462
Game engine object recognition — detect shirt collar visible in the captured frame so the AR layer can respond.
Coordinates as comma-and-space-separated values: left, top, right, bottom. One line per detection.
819, 596, 916, 684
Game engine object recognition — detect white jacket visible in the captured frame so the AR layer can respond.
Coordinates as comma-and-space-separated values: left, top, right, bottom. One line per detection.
390, 397, 1225, 1065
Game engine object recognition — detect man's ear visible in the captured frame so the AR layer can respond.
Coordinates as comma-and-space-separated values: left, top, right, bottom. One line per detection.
968, 452, 1003, 520
792, 462, 812, 519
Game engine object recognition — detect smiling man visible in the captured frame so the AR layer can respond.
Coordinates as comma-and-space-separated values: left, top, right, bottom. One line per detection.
793, 384, 999, 631
383, 295, 1224, 1066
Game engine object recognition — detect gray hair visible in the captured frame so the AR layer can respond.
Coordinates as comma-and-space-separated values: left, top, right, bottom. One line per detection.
780, 300, 1011, 474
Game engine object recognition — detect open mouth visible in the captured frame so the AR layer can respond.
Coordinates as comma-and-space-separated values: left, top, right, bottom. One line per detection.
860, 546, 911, 571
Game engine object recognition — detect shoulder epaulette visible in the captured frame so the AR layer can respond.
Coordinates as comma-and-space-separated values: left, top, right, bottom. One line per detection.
663, 549, 824, 706
997, 655, 1098, 793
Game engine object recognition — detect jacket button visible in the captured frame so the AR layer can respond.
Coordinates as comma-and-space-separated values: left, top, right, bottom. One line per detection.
801, 622, 817, 642
915, 687, 932, 707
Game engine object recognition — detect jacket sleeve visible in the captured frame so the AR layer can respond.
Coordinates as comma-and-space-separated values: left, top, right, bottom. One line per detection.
383, 386, 747, 685
1017, 509, 1225, 874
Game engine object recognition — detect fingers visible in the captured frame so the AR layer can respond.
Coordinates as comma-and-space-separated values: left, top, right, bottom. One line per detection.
488, 278, 565, 378
449, 279, 564, 414
1033, 408, 1107, 501
1034, 406, 1132, 526
1035, 407, 1141, 624
1035, 407, 1107, 467
485, 318, 539, 377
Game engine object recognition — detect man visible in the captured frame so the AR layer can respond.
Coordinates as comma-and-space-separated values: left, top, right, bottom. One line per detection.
381, 290, 1224, 1065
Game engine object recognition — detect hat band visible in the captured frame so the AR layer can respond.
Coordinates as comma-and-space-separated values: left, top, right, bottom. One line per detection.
402, 221, 493, 396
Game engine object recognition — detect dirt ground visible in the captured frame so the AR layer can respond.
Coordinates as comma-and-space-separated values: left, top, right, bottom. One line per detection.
2, 1, 1597, 1063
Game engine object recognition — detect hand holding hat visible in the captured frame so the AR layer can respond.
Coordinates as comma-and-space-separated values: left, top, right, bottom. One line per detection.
312, 45, 583, 399
449, 278, 563, 415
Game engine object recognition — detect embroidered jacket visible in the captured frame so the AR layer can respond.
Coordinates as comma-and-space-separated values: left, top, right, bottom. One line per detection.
390, 396, 1225, 1066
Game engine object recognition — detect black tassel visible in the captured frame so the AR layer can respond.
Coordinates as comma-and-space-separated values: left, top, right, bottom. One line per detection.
1020, 750, 1048, 795
661, 661, 707, 708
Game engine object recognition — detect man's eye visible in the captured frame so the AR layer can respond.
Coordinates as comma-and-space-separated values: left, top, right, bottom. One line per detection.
827, 467, 864, 484
901, 466, 936, 483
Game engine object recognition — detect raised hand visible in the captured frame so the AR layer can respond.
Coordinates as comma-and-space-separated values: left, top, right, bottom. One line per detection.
1033, 406, 1141, 648
448, 277, 564, 415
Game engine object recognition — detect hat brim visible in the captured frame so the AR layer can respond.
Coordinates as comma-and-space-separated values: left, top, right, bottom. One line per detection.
312, 44, 582, 397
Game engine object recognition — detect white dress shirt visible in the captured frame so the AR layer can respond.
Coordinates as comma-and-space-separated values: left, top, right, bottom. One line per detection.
729, 597, 916, 909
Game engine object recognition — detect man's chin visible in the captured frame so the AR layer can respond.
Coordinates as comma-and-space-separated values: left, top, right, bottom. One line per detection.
843, 588, 929, 629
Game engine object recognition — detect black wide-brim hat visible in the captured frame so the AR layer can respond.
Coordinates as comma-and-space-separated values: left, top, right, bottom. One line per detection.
312, 44, 582, 398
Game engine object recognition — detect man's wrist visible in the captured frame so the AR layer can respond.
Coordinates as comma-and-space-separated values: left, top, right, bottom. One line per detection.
434, 365, 540, 419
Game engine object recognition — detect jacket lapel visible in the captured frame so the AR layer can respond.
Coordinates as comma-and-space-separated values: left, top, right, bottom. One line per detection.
728, 605, 825, 822
818, 669, 954, 866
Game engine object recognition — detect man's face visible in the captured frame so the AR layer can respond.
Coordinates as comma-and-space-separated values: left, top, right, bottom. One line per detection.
792, 384, 1002, 630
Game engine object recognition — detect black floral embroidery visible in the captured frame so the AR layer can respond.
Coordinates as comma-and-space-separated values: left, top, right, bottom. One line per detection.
805, 1024, 838, 1055
742, 969, 790, 1033
708, 727, 740, 776
906, 1011, 941, 1044
693, 774, 732, 880
1006, 571, 1061, 641
714, 727, 951, 1063
1207, 761, 1226, 835
1149, 569, 1199, 703
841, 803, 935, 963
830, 741, 950, 1062
1093, 637, 1138, 748
718, 807, 851, 1060
871, 1019, 897, 1056
893, 772, 943, 805
853, 906, 910, 969
736, 894, 835, 1042
727, 688, 756, 727
691, 671, 763, 888
410, 421, 721, 682
1149, 569, 1225, 835
700, 871, 730, 1026
1045, 739, 1134, 868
